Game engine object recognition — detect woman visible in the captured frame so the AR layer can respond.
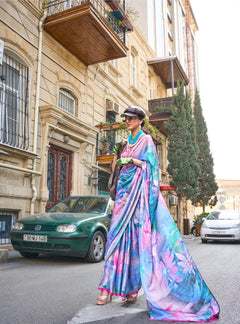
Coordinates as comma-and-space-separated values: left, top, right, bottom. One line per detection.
97, 106, 220, 322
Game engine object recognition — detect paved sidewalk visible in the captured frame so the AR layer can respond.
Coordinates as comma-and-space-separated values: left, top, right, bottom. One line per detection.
0, 249, 8, 264
68, 289, 147, 324
68, 235, 199, 324
182, 234, 199, 240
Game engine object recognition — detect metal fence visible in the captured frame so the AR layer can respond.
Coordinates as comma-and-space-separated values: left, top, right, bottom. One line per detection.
98, 170, 110, 194
148, 97, 175, 114
96, 126, 129, 156
0, 211, 17, 245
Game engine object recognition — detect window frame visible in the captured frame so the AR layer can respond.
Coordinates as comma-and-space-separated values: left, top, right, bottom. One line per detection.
0, 50, 29, 150
58, 88, 76, 115
130, 52, 136, 87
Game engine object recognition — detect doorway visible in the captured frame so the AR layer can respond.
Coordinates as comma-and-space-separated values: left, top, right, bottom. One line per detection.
46, 144, 72, 211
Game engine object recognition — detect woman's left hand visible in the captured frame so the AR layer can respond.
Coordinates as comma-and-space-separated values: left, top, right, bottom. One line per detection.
132, 158, 142, 168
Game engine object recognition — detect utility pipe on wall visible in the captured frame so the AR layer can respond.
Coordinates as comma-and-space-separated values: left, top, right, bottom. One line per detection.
30, 9, 47, 215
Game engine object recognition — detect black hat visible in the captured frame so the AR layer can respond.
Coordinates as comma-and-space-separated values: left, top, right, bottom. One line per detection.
120, 106, 146, 119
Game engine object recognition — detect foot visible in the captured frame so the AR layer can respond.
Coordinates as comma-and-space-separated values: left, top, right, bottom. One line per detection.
126, 294, 138, 302
97, 292, 112, 305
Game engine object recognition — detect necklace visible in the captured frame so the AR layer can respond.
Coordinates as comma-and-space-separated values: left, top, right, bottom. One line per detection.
128, 130, 143, 145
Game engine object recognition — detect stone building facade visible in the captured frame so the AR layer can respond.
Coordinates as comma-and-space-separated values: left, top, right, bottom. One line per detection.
0, 0, 199, 244
127, 0, 199, 231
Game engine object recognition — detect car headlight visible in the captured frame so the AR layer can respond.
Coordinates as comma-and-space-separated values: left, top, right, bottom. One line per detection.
57, 224, 77, 233
12, 222, 24, 230
232, 223, 240, 229
201, 222, 208, 228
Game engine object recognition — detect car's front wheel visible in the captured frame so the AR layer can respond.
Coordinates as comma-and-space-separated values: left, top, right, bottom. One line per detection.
87, 231, 106, 263
201, 238, 207, 244
19, 251, 39, 258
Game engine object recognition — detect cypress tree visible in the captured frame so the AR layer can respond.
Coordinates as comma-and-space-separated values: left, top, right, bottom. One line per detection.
166, 83, 200, 201
193, 89, 218, 212
184, 90, 200, 202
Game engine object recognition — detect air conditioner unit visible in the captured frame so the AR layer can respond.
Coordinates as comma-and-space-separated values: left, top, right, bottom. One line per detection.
106, 100, 119, 114
169, 195, 178, 206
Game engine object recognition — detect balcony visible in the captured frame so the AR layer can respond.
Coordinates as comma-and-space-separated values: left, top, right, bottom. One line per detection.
148, 97, 174, 136
148, 97, 174, 114
96, 122, 128, 166
43, 0, 132, 65
147, 56, 189, 95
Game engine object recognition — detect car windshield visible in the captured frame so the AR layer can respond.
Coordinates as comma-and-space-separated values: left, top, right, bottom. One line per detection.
49, 197, 109, 214
207, 211, 240, 221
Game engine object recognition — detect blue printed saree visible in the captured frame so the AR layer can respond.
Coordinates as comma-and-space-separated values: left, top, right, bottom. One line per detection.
99, 133, 220, 322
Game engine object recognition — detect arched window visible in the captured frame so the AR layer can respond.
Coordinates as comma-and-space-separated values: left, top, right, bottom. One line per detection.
58, 88, 76, 115
130, 52, 136, 87
130, 46, 138, 88
0, 50, 29, 150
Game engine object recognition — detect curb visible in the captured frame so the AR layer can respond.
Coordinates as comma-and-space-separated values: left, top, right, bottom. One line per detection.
182, 235, 198, 240
0, 249, 8, 264
0, 244, 14, 251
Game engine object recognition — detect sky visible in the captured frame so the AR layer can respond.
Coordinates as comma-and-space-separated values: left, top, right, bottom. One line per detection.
190, 0, 240, 180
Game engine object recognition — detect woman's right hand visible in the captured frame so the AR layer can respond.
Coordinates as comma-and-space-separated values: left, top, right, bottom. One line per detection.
116, 157, 133, 167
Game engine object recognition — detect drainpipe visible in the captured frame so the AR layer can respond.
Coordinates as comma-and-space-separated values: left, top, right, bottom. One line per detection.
170, 59, 175, 97
30, 9, 47, 215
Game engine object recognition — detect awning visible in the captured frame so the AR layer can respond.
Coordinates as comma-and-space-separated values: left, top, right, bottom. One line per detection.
147, 56, 189, 94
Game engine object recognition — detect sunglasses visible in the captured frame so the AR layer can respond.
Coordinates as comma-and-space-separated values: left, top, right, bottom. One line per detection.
123, 116, 139, 122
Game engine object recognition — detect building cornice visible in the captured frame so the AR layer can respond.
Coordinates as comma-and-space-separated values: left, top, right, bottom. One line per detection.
18, 0, 43, 19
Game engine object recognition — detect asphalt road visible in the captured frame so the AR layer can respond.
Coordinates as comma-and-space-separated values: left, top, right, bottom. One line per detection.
0, 237, 240, 324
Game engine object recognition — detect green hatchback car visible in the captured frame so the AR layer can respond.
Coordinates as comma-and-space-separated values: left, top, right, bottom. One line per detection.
10, 195, 112, 262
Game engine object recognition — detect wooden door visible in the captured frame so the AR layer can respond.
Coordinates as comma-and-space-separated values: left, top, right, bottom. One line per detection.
46, 145, 72, 211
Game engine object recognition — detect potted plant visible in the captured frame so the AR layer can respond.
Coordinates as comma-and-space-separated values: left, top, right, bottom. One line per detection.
193, 214, 208, 236
143, 118, 163, 144
96, 121, 126, 131
96, 122, 111, 131
100, 134, 110, 155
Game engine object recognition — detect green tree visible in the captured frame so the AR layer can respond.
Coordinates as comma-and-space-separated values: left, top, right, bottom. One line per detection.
166, 83, 200, 202
184, 89, 201, 201
193, 89, 218, 212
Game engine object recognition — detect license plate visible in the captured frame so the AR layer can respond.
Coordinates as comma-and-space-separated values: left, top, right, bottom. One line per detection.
23, 234, 47, 242
214, 231, 226, 234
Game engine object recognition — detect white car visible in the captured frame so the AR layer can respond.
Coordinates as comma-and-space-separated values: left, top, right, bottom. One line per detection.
200, 210, 240, 243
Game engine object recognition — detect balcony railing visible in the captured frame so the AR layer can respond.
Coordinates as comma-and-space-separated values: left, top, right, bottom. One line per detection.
95, 121, 162, 165
148, 97, 174, 137
96, 123, 129, 163
43, 0, 130, 65
148, 97, 175, 114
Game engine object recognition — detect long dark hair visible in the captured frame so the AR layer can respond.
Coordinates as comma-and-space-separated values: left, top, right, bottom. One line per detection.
140, 118, 145, 128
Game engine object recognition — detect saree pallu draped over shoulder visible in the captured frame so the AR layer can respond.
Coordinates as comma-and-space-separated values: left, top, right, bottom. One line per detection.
99, 133, 220, 322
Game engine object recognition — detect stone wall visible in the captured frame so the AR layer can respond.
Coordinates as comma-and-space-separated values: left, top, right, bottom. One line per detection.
0, 0, 168, 223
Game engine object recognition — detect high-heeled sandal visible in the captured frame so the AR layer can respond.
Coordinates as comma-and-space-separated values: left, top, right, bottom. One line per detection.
97, 294, 112, 305
126, 294, 137, 302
